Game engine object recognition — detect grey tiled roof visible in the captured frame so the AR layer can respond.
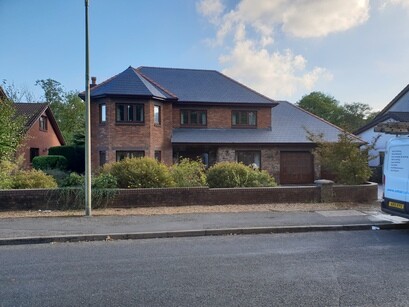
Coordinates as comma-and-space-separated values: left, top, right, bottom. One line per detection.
172, 101, 352, 144
89, 66, 171, 99
137, 66, 276, 105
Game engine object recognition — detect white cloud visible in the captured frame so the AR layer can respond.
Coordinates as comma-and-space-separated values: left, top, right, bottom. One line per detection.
380, 0, 409, 9
196, 0, 225, 24
220, 40, 333, 98
197, 0, 368, 99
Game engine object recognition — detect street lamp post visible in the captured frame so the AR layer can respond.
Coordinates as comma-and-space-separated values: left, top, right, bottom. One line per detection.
84, 0, 92, 216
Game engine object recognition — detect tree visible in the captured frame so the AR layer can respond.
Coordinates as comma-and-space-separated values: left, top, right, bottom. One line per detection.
339, 102, 373, 132
2, 80, 35, 102
297, 92, 377, 132
0, 97, 26, 161
36, 79, 85, 144
308, 132, 375, 185
297, 92, 343, 126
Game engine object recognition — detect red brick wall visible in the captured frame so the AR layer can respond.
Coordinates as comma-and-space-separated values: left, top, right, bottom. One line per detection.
91, 98, 173, 169
0, 183, 378, 210
172, 105, 272, 129
17, 112, 62, 169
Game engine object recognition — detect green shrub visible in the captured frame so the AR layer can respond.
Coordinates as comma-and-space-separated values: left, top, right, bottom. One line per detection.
61, 172, 84, 187
207, 162, 276, 188
92, 173, 117, 189
311, 132, 373, 185
48, 145, 85, 173
12, 169, 58, 189
0, 160, 19, 189
43, 169, 70, 187
32, 155, 68, 171
171, 158, 207, 187
109, 157, 174, 188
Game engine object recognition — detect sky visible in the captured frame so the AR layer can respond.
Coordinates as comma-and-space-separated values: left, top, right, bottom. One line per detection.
1, 0, 409, 112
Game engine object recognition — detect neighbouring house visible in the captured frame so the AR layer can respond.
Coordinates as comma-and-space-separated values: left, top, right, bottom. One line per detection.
14, 103, 65, 168
355, 84, 409, 167
83, 66, 355, 184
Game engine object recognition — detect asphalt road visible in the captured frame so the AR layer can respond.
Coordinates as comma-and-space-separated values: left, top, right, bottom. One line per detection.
1, 230, 409, 306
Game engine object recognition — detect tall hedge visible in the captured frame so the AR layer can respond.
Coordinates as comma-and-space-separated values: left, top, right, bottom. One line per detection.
48, 145, 85, 173
32, 155, 68, 171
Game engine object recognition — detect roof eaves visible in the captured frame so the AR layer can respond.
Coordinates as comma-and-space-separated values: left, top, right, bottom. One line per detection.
374, 83, 409, 119
174, 101, 278, 107
24, 103, 48, 130
45, 106, 65, 145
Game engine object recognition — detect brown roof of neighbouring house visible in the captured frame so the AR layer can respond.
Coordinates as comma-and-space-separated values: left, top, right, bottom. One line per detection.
14, 103, 65, 145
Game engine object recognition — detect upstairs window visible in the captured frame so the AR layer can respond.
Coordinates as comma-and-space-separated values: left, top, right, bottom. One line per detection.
180, 110, 207, 126
154, 105, 161, 125
39, 116, 48, 131
232, 110, 257, 127
99, 104, 106, 123
116, 103, 144, 123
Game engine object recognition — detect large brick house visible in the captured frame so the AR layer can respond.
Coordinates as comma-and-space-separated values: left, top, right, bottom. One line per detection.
86, 66, 351, 184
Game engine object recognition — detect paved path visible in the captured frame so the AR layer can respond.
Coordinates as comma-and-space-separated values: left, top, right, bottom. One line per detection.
1, 209, 408, 245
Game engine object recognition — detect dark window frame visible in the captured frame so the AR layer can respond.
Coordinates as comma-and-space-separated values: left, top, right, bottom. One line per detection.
30, 148, 40, 163
39, 116, 48, 131
154, 105, 161, 126
180, 109, 207, 127
231, 110, 257, 128
116, 150, 145, 162
99, 104, 107, 124
154, 150, 162, 162
115, 103, 144, 124
99, 151, 107, 166
236, 150, 261, 168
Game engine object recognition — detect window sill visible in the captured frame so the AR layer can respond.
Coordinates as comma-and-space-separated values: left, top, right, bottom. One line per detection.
231, 125, 257, 129
180, 125, 207, 128
115, 122, 145, 126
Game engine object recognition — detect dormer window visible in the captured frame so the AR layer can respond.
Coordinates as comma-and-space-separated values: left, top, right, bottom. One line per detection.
39, 116, 48, 131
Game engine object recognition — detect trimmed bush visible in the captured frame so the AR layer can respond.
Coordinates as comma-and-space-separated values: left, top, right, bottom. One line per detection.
171, 158, 207, 187
207, 162, 276, 188
61, 172, 84, 187
12, 169, 58, 189
109, 157, 174, 188
32, 155, 68, 171
92, 173, 117, 189
48, 145, 85, 173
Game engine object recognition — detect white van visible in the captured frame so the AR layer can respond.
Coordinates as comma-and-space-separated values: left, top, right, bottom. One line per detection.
382, 135, 409, 218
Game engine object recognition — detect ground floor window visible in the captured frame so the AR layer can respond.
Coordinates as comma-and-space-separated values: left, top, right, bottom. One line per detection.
99, 151, 106, 166
116, 151, 145, 162
236, 151, 261, 168
154, 150, 161, 162
30, 148, 39, 163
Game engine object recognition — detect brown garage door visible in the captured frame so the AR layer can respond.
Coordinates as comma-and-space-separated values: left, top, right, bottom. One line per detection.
280, 151, 314, 184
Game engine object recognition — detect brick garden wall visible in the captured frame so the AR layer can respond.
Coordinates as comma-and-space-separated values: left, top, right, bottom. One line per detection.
0, 182, 378, 211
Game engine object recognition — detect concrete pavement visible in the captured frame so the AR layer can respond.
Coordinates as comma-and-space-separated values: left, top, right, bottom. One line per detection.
1, 208, 409, 245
